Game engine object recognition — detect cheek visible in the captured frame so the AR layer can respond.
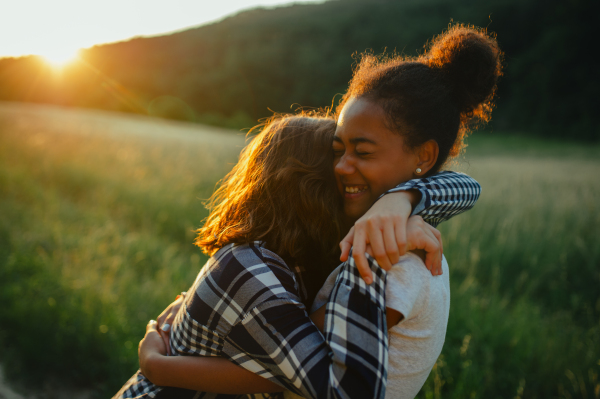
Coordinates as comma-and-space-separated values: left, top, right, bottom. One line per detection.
332, 157, 345, 179
367, 158, 415, 192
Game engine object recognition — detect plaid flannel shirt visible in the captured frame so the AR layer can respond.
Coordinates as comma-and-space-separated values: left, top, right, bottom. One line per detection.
114, 171, 480, 399
386, 171, 481, 227
114, 243, 388, 399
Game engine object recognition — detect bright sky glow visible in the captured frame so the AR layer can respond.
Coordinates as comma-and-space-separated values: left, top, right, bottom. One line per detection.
1, 0, 325, 60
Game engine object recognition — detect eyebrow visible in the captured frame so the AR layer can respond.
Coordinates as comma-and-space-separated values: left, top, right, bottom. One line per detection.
333, 136, 377, 145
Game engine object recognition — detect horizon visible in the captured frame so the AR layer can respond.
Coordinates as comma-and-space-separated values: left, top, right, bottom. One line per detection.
1, 0, 325, 62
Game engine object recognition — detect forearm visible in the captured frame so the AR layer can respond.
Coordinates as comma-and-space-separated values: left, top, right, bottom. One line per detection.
146, 354, 282, 394
396, 189, 422, 210
384, 170, 481, 226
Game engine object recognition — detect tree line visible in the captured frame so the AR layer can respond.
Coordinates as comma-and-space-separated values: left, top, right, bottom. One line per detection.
0, 0, 597, 140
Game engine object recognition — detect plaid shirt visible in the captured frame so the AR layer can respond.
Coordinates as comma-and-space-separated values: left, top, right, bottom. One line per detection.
114, 171, 480, 399
387, 171, 481, 227
114, 243, 388, 399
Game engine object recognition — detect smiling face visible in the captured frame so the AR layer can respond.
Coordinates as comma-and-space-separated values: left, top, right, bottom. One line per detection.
333, 97, 419, 221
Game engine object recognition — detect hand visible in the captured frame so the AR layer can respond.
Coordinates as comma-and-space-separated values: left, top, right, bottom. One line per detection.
404, 216, 443, 275
156, 294, 185, 355
340, 192, 414, 284
340, 192, 443, 283
139, 320, 167, 382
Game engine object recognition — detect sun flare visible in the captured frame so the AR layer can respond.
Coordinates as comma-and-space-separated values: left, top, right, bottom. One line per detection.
40, 48, 80, 69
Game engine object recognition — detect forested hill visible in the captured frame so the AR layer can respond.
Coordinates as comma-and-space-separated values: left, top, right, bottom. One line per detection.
0, 0, 597, 140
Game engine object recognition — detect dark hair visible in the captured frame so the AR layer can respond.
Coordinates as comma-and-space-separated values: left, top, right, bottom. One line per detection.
196, 115, 342, 298
337, 25, 503, 173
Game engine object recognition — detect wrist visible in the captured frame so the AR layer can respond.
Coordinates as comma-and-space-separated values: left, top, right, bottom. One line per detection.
142, 352, 164, 385
376, 191, 412, 216
401, 189, 421, 210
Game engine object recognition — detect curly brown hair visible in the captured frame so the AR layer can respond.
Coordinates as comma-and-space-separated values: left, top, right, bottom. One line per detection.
195, 115, 343, 295
337, 24, 503, 173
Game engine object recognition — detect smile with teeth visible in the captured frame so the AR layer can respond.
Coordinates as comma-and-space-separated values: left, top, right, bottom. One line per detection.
345, 186, 367, 194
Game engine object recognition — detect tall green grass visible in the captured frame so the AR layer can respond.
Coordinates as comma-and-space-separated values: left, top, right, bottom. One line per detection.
418, 141, 600, 398
0, 104, 244, 395
0, 105, 599, 398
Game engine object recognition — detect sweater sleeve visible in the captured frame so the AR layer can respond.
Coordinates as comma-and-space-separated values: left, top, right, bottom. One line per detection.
383, 171, 481, 227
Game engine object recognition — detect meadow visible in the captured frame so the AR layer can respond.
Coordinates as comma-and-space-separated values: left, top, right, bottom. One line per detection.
0, 102, 599, 398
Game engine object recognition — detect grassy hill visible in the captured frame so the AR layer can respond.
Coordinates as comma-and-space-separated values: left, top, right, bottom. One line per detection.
0, 0, 597, 140
0, 103, 598, 397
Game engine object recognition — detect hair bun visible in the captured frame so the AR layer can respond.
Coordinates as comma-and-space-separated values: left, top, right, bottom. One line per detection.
426, 26, 502, 114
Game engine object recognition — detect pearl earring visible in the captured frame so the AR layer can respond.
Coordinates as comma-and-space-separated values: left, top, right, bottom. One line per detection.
416, 168, 422, 174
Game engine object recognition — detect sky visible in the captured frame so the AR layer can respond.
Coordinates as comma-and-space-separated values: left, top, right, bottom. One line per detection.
1, 0, 325, 62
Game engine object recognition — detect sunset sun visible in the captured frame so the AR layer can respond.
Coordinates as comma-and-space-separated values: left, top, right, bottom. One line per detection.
40, 47, 80, 68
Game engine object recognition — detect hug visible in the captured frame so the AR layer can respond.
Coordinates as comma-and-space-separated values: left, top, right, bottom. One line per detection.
115, 24, 501, 399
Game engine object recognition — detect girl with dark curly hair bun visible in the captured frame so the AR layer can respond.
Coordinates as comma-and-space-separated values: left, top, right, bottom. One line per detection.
334, 24, 502, 221
331, 24, 502, 398
116, 25, 501, 399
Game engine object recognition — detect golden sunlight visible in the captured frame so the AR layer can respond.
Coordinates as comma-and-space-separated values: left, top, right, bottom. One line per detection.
40, 47, 80, 69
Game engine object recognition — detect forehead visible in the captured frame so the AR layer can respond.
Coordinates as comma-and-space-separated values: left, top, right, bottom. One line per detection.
335, 97, 393, 143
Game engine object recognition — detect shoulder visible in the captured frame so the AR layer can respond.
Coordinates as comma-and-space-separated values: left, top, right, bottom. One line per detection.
209, 242, 302, 304
386, 253, 448, 320
388, 253, 450, 288
388, 252, 430, 280
185, 242, 304, 328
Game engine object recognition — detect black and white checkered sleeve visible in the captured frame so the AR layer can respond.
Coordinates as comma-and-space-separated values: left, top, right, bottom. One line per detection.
323, 251, 388, 399
224, 257, 388, 399
384, 171, 481, 227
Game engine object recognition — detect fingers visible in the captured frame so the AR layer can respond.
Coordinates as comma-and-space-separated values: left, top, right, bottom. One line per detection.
139, 319, 168, 372
157, 305, 170, 326
418, 226, 441, 274
425, 225, 443, 275
350, 213, 410, 283
339, 227, 354, 262
422, 228, 441, 273
405, 216, 443, 276
353, 253, 373, 285
417, 220, 442, 274
429, 225, 443, 255
381, 220, 399, 266
159, 328, 171, 356
366, 218, 392, 271
394, 216, 408, 257
157, 295, 184, 327
351, 226, 373, 285
147, 320, 158, 333
163, 310, 177, 329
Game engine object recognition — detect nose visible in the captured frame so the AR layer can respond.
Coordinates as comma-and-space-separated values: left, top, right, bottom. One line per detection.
334, 153, 355, 176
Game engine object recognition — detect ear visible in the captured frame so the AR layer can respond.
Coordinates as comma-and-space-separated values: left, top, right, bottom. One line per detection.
414, 140, 439, 177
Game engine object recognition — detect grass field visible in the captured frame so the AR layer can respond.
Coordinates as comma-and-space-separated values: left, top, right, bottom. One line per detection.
0, 102, 599, 398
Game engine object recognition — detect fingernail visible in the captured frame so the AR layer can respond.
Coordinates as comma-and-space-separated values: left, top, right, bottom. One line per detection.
149, 320, 156, 325
365, 277, 372, 285
161, 323, 171, 332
